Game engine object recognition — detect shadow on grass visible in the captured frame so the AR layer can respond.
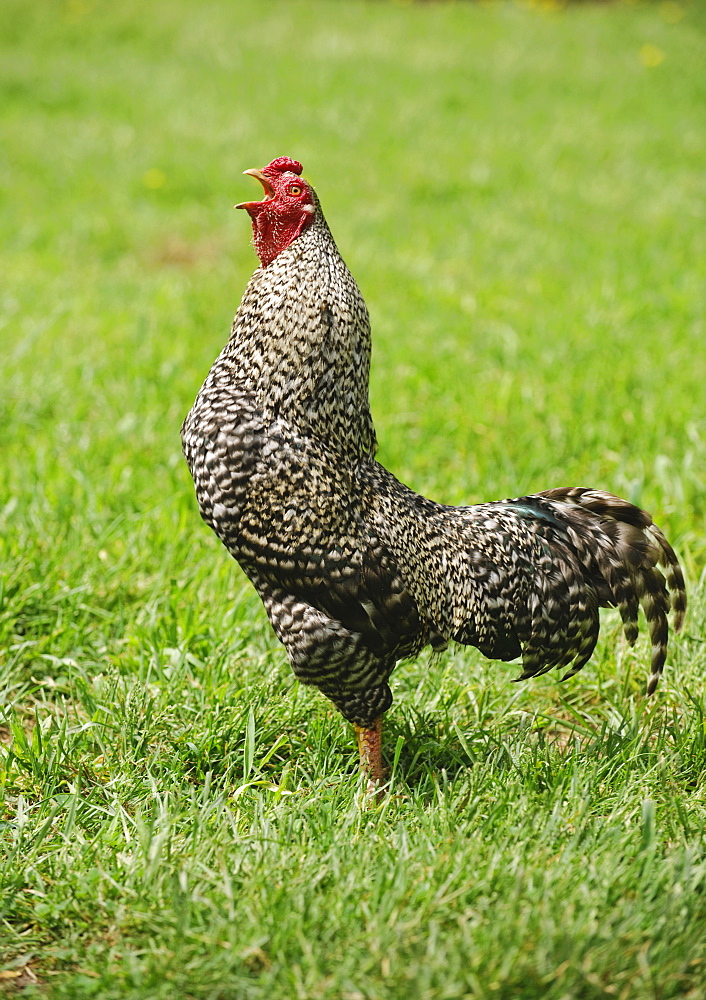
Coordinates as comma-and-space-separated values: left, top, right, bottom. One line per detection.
380, 690, 706, 804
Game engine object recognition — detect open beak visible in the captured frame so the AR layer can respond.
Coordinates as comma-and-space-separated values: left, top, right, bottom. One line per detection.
234, 168, 274, 210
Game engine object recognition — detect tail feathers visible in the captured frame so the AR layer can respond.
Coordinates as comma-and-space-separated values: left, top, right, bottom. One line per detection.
536, 487, 686, 693
515, 546, 599, 682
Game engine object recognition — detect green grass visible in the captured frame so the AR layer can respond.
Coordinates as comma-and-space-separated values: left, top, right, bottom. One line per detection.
2, 0, 706, 996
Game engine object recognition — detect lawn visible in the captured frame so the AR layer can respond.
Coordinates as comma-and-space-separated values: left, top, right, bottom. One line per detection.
1, 0, 706, 996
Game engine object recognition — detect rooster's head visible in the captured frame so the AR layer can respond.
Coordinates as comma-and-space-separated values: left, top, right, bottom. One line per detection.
236, 156, 316, 268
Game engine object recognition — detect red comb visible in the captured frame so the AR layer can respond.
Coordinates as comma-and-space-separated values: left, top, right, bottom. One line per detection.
263, 156, 303, 177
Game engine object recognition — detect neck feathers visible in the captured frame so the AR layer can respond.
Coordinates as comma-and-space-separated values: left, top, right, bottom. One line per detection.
220, 211, 378, 460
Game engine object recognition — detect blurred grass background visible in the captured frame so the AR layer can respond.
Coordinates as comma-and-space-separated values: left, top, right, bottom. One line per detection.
1, 1, 706, 997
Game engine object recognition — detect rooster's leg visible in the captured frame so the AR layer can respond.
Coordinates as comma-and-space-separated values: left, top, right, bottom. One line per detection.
354, 717, 385, 793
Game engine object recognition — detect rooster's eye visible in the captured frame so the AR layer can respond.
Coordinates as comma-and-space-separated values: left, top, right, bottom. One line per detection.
288, 185, 302, 196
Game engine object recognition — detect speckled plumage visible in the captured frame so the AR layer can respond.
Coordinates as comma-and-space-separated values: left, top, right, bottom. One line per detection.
182, 167, 686, 730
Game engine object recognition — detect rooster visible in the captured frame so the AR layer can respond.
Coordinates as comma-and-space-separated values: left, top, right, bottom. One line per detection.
182, 156, 686, 786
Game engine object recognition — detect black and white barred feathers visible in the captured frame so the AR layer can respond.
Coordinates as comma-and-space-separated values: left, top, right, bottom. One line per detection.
182, 174, 686, 728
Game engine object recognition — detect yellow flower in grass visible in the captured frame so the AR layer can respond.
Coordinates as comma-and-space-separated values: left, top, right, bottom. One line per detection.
640, 43, 665, 68
142, 168, 166, 190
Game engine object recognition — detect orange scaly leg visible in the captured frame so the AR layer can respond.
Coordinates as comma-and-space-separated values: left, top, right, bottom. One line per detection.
354, 717, 385, 798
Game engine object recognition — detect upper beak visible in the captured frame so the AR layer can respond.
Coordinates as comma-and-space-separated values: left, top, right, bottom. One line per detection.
234, 168, 274, 209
